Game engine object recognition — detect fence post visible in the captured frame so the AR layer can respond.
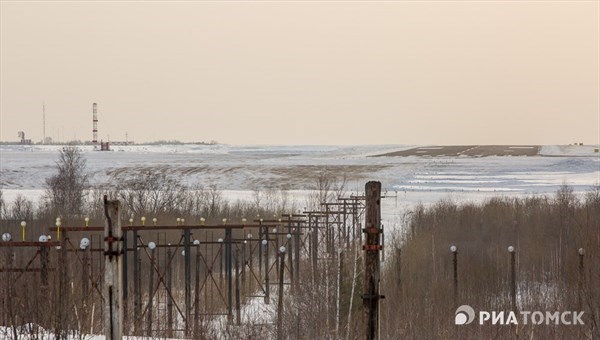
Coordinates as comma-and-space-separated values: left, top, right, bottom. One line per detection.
451, 245, 458, 304
265, 223, 270, 304
295, 221, 301, 289
167, 247, 174, 337
312, 216, 319, 284
287, 218, 294, 290
38, 244, 48, 286
308, 214, 314, 284
275, 225, 280, 278
122, 229, 128, 333
226, 226, 233, 323
7, 250, 17, 340
325, 205, 331, 254
56, 230, 69, 338
220, 238, 224, 286
335, 249, 344, 337
147, 243, 156, 337
235, 249, 241, 325
103, 196, 123, 340
277, 246, 286, 340
184, 228, 191, 335
82, 244, 90, 329
362, 181, 382, 340
508, 246, 516, 312
344, 202, 349, 248
241, 240, 246, 294
38, 244, 49, 331
259, 219, 263, 275
194, 241, 201, 338
133, 229, 141, 335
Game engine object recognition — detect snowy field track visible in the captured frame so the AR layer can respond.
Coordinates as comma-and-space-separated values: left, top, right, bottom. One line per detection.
1, 143, 599, 225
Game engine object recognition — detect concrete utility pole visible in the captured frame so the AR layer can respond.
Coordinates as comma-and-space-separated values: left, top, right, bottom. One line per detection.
362, 181, 383, 340
103, 196, 123, 340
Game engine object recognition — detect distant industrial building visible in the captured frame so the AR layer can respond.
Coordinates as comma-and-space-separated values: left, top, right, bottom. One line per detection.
17, 131, 32, 145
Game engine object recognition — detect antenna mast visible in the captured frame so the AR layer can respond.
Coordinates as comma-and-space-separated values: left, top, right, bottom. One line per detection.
42, 103, 46, 144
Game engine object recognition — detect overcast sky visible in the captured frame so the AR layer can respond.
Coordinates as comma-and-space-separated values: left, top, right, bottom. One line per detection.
1, 1, 598, 145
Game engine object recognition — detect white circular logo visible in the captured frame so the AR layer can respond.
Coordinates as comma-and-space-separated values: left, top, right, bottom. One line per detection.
455, 305, 476, 325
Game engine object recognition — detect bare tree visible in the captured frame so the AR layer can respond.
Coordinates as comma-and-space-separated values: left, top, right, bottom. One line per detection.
204, 184, 223, 218
556, 182, 578, 210
585, 183, 600, 206
306, 171, 347, 211
117, 170, 186, 217
0, 188, 5, 219
252, 188, 263, 214
43, 146, 89, 218
8, 194, 35, 221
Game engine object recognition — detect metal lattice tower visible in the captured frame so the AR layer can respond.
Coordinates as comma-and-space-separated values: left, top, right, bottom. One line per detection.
92, 103, 98, 144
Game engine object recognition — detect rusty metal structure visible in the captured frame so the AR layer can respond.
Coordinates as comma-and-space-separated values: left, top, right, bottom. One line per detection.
0, 194, 367, 338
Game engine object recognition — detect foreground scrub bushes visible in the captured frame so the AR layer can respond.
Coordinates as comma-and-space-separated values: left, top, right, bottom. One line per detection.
380, 186, 600, 339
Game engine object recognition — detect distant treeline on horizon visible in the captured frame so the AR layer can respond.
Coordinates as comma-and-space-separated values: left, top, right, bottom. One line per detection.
0, 139, 219, 146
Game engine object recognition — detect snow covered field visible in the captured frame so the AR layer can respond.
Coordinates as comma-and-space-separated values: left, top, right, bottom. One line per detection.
1, 144, 599, 225
0, 144, 598, 339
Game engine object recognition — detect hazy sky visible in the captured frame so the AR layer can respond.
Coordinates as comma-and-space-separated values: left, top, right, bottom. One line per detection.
1, 1, 598, 145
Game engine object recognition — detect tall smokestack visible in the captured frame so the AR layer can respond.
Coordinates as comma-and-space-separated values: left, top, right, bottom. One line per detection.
92, 103, 98, 144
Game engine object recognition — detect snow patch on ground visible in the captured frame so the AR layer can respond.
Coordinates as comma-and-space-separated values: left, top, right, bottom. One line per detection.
540, 144, 600, 156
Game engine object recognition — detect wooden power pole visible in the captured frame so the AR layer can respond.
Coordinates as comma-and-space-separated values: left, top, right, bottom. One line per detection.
362, 181, 383, 340
103, 196, 123, 339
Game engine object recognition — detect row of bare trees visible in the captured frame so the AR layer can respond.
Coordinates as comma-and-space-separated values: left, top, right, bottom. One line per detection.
1, 146, 356, 339
1, 147, 350, 227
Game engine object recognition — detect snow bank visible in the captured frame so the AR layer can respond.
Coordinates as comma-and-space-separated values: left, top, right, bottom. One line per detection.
540, 144, 600, 156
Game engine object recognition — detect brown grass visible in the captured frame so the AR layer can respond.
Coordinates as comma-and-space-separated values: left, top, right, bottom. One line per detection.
380, 186, 600, 339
